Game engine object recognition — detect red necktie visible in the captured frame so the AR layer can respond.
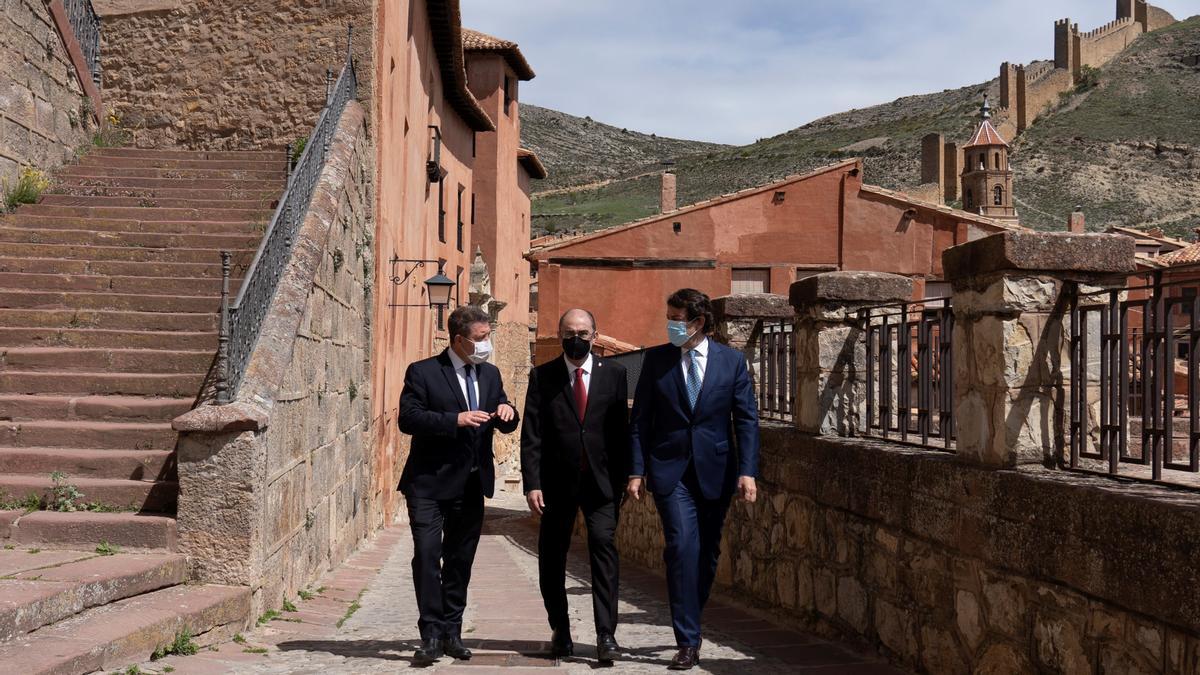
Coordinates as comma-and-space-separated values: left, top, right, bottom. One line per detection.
575, 368, 588, 471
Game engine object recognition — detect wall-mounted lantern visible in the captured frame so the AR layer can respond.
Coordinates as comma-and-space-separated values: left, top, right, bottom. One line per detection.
388, 253, 456, 309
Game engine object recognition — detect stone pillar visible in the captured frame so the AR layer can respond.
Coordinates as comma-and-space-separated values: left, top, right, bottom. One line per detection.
660, 171, 677, 213
789, 272, 913, 436
944, 231, 1133, 467
711, 293, 793, 386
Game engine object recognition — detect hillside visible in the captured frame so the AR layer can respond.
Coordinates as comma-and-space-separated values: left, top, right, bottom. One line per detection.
524, 16, 1200, 238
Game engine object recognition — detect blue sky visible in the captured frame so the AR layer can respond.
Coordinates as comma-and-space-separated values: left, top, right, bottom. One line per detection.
459, 0, 1196, 145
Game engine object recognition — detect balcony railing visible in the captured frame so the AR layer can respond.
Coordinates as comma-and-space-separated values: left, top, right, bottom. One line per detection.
215, 28, 357, 404
63, 0, 101, 86
859, 298, 955, 450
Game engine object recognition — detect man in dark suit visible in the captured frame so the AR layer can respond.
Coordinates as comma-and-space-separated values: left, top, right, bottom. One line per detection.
522, 308, 629, 665
627, 288, 760, 670
398, 305, 520, 664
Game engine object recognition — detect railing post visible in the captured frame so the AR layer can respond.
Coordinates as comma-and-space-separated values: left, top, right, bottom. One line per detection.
789, 272, 913, 437
943, 231, 1133, 467
216, 251, 232, 404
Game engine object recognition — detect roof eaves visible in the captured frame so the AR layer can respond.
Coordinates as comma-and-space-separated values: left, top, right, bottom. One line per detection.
462, 28, 536, 80
518, 148, 548, 179
428, 1, 495, 132
858, 184, 1024, 232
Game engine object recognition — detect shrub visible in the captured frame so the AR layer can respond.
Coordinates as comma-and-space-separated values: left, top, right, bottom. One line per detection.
2, 166, 51, 211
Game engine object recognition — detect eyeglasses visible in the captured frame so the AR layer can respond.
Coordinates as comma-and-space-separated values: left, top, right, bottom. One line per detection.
560, 330, 594, 340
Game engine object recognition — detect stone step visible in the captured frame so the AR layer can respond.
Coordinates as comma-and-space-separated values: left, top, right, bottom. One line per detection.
0, 448, 175, 481
53, 175, 282, 192
0, 475, 176, 512
38, 194, 278, 211
17, 204, 270, 223
0, 308, 217, 332
1, 348, 212, 374
0, 256, 241, 279
88, 147, 281, 161
0, 420, 177, 450
0, 371, 204, 397
77, 156, 285, 172
0, 328, 215, 351
57, 165, 285, 181
6, 511, 177, 550
0, 395, 192, 422
0, 272, 233, 296
0, 225, 262, 249
48, 184, 281, 201
0, 242, 256, 264
0, 552, 186, 642
0, 214, 266, 235
0, 582, 247, 674
0, 290, 219, 314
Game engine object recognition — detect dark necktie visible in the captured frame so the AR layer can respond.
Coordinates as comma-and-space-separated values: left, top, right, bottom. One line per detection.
464, 364, 478, 411
574, 367, 588, 471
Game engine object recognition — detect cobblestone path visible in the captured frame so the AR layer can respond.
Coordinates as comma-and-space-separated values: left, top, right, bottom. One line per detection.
138, 489, 904, 674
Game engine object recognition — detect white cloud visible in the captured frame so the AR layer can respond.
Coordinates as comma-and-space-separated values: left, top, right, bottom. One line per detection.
460, 0, 1197, 144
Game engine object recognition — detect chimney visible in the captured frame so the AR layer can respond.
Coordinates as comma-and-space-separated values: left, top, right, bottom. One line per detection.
1068, 206, 1086, 233
1148, 226, 1165, 238
660, 167, 677, 214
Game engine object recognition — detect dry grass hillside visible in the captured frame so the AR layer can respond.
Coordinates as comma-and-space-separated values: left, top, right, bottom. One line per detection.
525, 15, 1200, 239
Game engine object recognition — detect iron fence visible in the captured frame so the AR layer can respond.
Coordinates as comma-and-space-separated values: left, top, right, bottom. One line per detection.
1068, 271, 1200, 486
859, 298, 955, 450
757, 319, 793, 421
63, 0, 101, 86
215, 28, 357, 404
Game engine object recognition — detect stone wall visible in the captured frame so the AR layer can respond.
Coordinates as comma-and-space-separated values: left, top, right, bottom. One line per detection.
95, 0, 372, 149
490, 319, 532, 476
0, 0, 96, 187
1079, 18, 1144, 71
617, 426, 1200, 674
173, 101, 373, 615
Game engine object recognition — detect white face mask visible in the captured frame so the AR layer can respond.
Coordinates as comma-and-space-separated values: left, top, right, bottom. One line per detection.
464, 338, 493, 365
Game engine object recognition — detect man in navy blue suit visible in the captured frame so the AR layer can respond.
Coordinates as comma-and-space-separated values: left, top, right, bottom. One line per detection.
398, 305, 520, 665
627, 288, 760, 671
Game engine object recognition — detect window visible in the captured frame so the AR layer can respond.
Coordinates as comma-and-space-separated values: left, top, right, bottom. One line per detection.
994, 152, 1001, 169
503, 76, 515, 114
437, 178, 446, 242
456, 184, 465, 251
731, 268, 770, 294
456, 265, 464, 307
471, 193, 476, 225
993, 185, 1004, 206
965, 189, 974, 210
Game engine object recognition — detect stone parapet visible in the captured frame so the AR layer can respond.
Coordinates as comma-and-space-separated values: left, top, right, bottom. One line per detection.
789, 272, 913, 436
616, 426, 1200, 674
944, 231, 1132, 467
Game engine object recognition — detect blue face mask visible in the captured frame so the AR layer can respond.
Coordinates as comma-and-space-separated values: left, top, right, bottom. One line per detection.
667, 320, 693, 347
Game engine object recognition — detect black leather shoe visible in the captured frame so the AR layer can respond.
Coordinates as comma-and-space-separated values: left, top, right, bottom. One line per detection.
668, 646, 700, 670
596, 632, 619, 665
442, 636, 472, 660
413, 638, 443, 664
550, 629, 574, 658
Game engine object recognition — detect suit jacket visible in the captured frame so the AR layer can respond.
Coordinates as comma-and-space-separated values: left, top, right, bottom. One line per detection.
398, 349, 520, 500
521, 355, 630, 501
630, 339, 760, 500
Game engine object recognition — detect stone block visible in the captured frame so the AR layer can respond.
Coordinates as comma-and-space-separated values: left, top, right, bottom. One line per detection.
1034, 610, 1092, 674
875, 598, 917, 662
975, 642, 1034, 675
712, 293, 793, 320
789, 271, 913, 308
836, 576, 868, 632
920, 625, 967, 675
943, 231, 1135, 281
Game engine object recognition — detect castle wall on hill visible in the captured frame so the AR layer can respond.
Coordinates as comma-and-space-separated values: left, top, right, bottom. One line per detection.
1019, 67, 1075, 132
1079, 18, 1144, 71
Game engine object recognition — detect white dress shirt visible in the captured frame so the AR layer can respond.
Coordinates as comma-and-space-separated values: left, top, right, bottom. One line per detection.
680, 337, 709, 386
447, 347, 480, 409
564, 353, 593, 395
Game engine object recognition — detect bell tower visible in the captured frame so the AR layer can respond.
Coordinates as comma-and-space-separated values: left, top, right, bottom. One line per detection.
960, 95, 1017, 221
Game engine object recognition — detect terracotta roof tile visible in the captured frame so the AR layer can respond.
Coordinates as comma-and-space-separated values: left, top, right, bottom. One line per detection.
462, 27, 535, 80
963, 120, 1009, 149
1156, 242, 1200, 267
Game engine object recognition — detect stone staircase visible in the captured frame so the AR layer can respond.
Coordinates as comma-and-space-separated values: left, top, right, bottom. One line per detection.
0, 147, 282, 671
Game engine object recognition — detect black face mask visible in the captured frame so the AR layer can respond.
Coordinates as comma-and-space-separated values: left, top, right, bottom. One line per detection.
562, 336, 592, 360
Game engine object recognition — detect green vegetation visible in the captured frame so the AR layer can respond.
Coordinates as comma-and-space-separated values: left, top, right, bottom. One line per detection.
256, 609, 281, 626
49, 471, 84, 512
0, 489, 43, 513
243, 647, 269, 654
232, 633, 247, 645
290, 137, 309, 164
298, 588, 316, 601
96, 541, 121, 556
2, 166, 51, 211
282, 597, 298, 612
336, 590, 365, 628
151, 628, 198, 660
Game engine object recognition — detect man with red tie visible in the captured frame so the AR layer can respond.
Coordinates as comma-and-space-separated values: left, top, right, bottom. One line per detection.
521, 308, 630, 665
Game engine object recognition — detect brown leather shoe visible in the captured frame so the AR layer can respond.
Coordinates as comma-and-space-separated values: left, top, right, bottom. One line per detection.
668, 646, 699, 670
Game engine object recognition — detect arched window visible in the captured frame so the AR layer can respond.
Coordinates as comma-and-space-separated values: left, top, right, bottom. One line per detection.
994, 152, 1001, 169
993, 185, 1004, 206
965, 189, 973, 210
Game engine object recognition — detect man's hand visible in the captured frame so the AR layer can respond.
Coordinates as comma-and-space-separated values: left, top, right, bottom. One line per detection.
626, 477, 643, 501
737, 476, 758, 503
526, 489, 545, 515
457, 411, 492, 428
494, 403, 516, 423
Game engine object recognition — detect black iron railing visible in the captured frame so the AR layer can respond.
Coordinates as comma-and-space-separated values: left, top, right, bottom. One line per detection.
859, 298, 955, 450
63, 0, 101, 86
215, 28, 357, 404
757, 319, 793, 421
1069, 271, 1200, 486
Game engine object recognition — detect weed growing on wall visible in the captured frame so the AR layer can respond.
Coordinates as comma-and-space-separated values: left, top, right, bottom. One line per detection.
2, 167, 51, 211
